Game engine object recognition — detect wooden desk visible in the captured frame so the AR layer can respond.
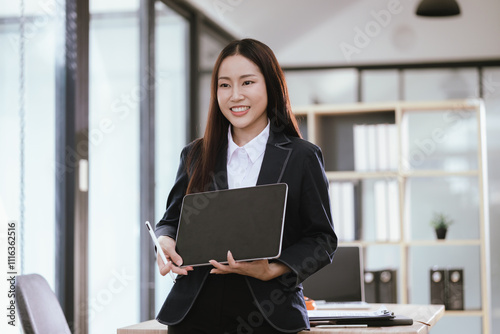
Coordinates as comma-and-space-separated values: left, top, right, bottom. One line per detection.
117, 304, 444, 334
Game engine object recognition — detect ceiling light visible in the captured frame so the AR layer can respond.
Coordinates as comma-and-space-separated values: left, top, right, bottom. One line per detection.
416, 0, 461, 17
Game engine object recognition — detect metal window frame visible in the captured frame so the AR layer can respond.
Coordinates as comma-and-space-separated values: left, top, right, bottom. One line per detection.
55, 0, 89, 333
282, 60, 500, 103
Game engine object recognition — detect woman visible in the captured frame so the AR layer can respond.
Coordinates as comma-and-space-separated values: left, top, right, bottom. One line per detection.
155, 38, 337, 333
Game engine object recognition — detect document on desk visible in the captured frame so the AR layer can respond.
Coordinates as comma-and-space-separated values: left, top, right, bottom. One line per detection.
307, 307, 394, 321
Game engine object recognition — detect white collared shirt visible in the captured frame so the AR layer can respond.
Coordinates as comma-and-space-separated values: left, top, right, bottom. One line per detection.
227, 121, 270, 189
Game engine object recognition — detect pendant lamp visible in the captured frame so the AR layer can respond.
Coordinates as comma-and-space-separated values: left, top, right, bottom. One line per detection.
416, 0, 461, 17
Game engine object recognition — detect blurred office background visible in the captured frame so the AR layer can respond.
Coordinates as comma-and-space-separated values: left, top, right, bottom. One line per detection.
0, 0, 499, 333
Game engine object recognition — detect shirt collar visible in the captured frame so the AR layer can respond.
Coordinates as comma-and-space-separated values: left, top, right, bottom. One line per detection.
227, 120, 270, 163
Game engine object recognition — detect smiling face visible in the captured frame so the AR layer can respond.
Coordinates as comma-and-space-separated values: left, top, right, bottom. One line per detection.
217, 54, 268, 145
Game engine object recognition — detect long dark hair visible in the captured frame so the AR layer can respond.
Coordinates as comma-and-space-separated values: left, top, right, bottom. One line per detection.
186, 38, 301, 194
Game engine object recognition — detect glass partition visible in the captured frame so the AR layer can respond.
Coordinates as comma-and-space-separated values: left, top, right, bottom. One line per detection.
285, 69, 358, 106
401, 109, 478, 172
154, 1, 189, 313
0, 13, 56, 289
403, 68, 478, 101
362, 69, 399, 102
88, 8, 140, 333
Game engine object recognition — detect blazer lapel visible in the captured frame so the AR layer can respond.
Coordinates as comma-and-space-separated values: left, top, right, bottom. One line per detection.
257, 130, 292, 185
212, 144, 229, 191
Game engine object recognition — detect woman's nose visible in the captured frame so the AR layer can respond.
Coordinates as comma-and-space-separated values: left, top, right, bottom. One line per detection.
230, 87, 244, 101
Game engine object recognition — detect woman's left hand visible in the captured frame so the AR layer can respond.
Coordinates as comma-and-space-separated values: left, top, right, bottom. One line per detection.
209, 250, 290, 281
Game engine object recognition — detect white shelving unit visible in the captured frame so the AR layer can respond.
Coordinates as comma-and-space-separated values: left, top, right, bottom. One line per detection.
293, 99, 491, 333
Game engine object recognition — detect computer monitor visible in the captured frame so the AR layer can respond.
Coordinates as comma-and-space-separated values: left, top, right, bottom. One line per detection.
302, 245, 365, 302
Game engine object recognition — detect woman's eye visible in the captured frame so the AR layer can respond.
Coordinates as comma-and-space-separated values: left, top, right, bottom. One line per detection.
243, 81, 253, 86
219, 83, 229, 88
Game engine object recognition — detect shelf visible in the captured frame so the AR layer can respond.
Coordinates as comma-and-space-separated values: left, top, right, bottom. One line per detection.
294, 99, 491, 333
339, 240, 403, 247
324, 170, 479, 179
401, 170, 479, 178
325, 171, 399, 180
294, 102, 398, 114
293, 99, 482, 115
339, 240, 482, 247
408, 239, 482, 246
444, 310, 485, 317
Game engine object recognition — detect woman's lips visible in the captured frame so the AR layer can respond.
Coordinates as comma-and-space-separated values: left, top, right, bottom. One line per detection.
230, 106, 250, 115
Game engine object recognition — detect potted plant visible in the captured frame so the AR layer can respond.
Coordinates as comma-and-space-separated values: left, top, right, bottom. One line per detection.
430, 212, 453, 240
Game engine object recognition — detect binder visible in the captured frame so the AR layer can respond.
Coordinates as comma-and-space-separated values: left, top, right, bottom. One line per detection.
447, 268, 464, 310
429, 267, 464, 310
364, 269, 398, 303
430, 267, 447, 306
377, 269, 398, 304
364, 271, 377, 303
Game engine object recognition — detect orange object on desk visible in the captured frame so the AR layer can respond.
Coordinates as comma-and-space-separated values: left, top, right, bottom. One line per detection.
304, 296, 317, 310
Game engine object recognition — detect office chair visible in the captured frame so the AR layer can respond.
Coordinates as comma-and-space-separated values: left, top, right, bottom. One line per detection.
15, 273, 71, 334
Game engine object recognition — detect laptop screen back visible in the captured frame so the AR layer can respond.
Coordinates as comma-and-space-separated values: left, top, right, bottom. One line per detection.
302, 245, 365, 302
175, 183, 288, 267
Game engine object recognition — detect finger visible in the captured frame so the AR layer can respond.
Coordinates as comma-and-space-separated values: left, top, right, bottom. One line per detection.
209, 267, 230, 274
169, 253, 183, 267
209, 259, 223, 269
157, 251, 169, 269
159, 261, 173, 276
209, 260, 229, 274
158, 235, 183, 267
171, 263, 194, 276
227, 250, 237, 267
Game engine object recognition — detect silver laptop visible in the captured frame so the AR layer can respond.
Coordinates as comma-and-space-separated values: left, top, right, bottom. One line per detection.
175, 183, 288, 267
302, 245, 369, 309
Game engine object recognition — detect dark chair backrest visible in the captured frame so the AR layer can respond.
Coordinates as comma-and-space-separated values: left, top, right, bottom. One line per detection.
15, 274, 71, 334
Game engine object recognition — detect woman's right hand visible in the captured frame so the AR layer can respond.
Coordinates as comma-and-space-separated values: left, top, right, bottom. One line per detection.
157, 235, 194, 276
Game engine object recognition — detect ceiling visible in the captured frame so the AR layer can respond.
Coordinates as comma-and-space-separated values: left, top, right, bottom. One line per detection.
186, 0, 500, 67
188, 0, 358, 51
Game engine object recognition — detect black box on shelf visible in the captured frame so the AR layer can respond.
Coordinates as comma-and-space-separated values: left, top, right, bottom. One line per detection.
377, 269, 398, 303
447, 268, 464, 310
429, 267, 464, 310
364, 269, 398, 303
430, 267, 447, 306
364, 270, 377, 303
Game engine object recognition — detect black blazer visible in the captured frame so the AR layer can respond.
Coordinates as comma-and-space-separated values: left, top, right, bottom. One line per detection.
155, 127, 337, 332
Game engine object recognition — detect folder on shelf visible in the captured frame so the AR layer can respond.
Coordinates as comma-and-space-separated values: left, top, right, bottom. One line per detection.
352, 123, 398, 172
329, 181, 356, 242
